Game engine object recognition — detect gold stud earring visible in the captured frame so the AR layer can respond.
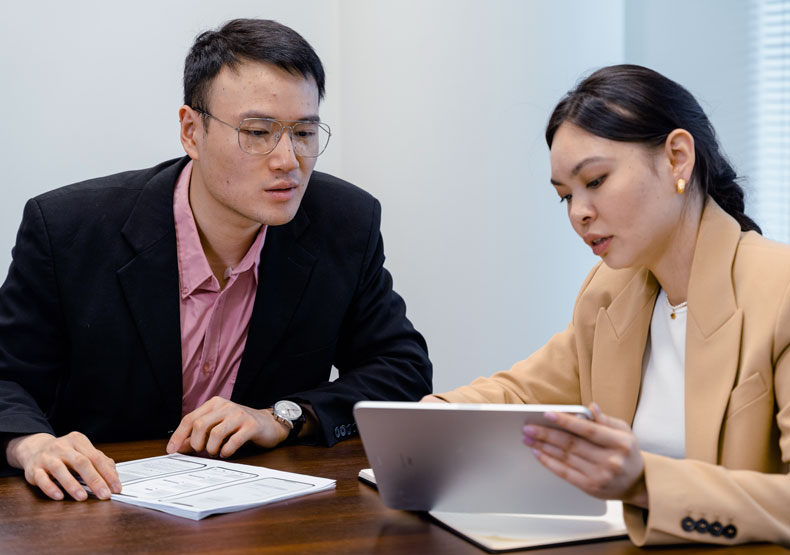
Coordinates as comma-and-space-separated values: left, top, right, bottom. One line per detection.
676, 178, 686, 194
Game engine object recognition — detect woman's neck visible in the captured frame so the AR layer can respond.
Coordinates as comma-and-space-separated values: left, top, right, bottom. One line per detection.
650, 195, 705, 306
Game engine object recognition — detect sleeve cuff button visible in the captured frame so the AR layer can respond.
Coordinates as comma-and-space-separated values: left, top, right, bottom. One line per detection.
681, 516, 696, 532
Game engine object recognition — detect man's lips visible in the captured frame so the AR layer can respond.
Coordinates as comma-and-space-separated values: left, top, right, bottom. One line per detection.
264, 183, 299, 199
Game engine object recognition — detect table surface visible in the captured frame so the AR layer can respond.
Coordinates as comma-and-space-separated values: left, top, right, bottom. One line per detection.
0, 437, 786, 554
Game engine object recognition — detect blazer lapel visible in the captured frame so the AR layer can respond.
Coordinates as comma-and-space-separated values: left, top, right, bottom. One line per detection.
591, 269, 659, 423
684, 200, 743, 463
231, 208, 316, 403
117, 158, 186, 423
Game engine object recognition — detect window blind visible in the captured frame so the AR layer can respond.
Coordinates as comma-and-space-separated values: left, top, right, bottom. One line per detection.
749, 0, 790, 242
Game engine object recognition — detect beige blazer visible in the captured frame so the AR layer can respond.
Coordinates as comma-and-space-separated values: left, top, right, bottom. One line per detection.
437, 199, 790, 547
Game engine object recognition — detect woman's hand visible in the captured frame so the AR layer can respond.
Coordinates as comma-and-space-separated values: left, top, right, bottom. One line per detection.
420, 395, 447, 403
522, 403, 648, 508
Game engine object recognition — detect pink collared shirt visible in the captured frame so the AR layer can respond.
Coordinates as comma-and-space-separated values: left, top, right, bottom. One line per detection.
174, 161, 267, 416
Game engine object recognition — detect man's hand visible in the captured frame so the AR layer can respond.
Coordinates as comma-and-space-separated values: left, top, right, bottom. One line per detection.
420, 394, 447, 403
167, 397, 290, 458
5, 432, 121, 501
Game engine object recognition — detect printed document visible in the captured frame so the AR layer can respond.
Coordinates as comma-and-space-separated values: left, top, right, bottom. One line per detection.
106, 454, 335, 520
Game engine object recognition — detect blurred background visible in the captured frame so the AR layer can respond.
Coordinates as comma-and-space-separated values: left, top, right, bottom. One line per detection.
1, 0, 787, 392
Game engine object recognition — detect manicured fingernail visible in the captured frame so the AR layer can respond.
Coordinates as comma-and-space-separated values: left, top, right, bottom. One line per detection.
523, 434, 535, 446
531, 448, 540, 457
53, 490, 64, 500
523, 425, 536, 436
166, 442, 174, 453
76, 490, 87, 501
98, 487, 110, 499
112, 482, 122, 493
544, 412, 557, 421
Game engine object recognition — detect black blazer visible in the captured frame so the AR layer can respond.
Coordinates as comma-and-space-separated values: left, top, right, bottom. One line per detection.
0, 157, 431, 447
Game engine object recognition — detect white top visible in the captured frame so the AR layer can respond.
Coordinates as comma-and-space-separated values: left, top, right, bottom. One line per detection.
631, 289, 687, 459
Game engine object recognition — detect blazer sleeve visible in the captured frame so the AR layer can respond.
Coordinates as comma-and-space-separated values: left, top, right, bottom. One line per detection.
434, 324, 582, 405
0, 199, 65, 441
286, 199, 432, 446
624, 281, 790, 547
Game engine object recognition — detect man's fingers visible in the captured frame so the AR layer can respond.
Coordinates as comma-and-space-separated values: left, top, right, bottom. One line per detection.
189, 413, 224, 453
167, 419, 193, 454
47, 459, 89, 501
172, 402, 230, 454
173, 398, 285, 457
29, 467, 64, 501
67, 452, 113, 499
174, 436, 195, 454
12, 432, 120, 502
96, 455, 122, 494
71, 434, 121, 495
205, 419, 239, 456
218, 428, 253, 459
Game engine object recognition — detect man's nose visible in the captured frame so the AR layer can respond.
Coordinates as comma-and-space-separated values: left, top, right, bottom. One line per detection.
268, 130, 299, 171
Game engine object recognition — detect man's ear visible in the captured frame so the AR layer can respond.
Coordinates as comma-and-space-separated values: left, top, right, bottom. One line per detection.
664, 128, 695, 185
179, 105, 201, 160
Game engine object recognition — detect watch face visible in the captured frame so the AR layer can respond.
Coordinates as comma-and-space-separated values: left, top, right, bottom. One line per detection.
275, 400, 302, 420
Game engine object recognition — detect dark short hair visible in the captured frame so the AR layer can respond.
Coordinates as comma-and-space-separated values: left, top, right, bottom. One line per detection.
184, 18, 325, 110
546, 64, 760, 234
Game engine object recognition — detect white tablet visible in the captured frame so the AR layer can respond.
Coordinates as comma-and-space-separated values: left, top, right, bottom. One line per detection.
353, 401, 606, 516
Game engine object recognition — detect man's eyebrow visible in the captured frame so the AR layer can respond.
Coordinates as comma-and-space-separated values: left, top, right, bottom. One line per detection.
550, 156, 612, 186
239, 111, 321, 123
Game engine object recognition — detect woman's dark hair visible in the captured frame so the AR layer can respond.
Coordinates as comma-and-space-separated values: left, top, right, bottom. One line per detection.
545, 64, 760, 233
184, 18, 325, 111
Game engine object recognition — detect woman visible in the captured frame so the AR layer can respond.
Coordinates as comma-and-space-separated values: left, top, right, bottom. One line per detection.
427, 65, 790, 547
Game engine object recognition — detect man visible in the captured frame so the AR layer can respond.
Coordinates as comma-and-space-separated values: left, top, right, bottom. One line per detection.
0, 19, 431, 502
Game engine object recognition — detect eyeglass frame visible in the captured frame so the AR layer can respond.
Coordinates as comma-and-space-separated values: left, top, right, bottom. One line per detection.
192, 107, 332, 158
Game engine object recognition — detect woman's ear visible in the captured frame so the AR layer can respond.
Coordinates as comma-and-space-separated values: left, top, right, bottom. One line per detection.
665, 128, 695, 184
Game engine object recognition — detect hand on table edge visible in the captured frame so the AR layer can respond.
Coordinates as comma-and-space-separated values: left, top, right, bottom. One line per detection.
5, 431, 121, 501
166, 396, 317, 458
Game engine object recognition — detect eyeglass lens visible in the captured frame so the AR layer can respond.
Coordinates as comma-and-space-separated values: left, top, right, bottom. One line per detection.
238, 119, 330, 157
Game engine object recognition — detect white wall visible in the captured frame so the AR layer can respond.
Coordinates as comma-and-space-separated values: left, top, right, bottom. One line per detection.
333, 0, 621, 391
0, 0, 343, 265
624, 0, 755, 210
2, 1, 754, 394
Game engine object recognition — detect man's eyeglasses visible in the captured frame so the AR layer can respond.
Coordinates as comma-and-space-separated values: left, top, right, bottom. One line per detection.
193, 108, 331, 158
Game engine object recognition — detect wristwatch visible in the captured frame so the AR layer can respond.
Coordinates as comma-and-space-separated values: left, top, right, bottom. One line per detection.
269, 400, 306, 441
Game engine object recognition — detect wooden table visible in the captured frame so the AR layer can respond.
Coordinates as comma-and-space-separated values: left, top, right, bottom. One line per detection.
0, 438, 786, 554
